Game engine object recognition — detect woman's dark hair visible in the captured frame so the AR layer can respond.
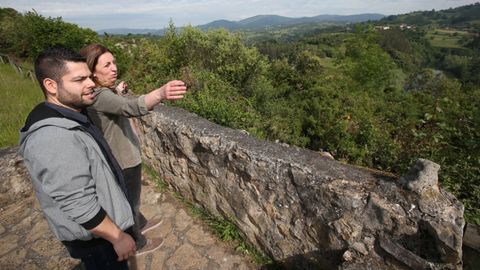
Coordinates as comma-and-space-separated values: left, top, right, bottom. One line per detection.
79, 44, 112, 75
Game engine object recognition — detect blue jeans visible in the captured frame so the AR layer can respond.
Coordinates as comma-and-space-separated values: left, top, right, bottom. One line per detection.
66, 241, 129, 270
123, 164, 147, 248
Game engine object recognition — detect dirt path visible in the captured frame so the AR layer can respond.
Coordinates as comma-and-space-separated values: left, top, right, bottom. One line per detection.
0, 147, 257, 270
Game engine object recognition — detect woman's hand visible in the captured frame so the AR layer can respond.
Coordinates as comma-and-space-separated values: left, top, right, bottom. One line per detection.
159, 80, 187, 100
145, 80, 188, 110
115, 81, 129, 95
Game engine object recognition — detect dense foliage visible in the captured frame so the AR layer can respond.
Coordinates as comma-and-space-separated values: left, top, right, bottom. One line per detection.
1, 7, 478, 224
118, 22, 479, 224
0, 8, 98, 59
381, 2, 480, 31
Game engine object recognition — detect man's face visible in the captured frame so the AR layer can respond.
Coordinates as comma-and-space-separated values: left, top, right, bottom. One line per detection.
55, 62, 96, 111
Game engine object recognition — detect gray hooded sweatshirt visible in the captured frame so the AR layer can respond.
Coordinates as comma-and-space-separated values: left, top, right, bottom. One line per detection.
19, 103, 134, 242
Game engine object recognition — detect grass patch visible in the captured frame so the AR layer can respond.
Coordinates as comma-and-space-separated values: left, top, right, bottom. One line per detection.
142, 163, 168, 191
426, 28, 471, 48
142, 162, 272, 265
318, 57, 337, 70
0, 63, 43, 147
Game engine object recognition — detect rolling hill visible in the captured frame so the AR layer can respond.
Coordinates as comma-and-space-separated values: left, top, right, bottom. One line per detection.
98, 13, 384, 35
197, 14, 385, 30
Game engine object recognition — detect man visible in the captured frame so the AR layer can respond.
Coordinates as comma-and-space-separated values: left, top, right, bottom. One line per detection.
19, 47, 136, 270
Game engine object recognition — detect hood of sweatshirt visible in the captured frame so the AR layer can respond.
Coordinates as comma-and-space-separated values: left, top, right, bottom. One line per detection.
18, 102, 82, 155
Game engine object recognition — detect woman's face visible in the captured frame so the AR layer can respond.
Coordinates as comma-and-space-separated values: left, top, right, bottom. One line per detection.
94, 52, 117, 88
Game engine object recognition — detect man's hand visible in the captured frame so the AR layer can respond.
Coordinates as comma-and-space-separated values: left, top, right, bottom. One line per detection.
112, 231, 136, 261
89, 215, 136, 261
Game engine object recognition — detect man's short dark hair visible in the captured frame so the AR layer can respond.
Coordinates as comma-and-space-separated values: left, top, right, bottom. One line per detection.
34, 47, 86, 95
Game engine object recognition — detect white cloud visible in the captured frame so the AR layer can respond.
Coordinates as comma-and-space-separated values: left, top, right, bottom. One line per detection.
0, 0, 477, 29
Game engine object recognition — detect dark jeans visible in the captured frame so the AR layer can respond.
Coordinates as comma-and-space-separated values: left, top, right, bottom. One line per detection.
123, 164, 147, 248
65, 241, 129, 270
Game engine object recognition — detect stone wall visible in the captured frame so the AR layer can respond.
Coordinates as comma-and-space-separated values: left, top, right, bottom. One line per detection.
138, 106, 465, 269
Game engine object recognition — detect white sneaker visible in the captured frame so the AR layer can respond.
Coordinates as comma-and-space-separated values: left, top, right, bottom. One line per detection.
141, 218, 163, 234
135, 237, 164, 256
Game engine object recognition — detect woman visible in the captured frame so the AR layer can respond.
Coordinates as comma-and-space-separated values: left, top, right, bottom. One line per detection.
79, 44, 187, 255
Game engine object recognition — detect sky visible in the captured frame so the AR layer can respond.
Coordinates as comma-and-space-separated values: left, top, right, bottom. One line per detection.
1, 0, 478, 30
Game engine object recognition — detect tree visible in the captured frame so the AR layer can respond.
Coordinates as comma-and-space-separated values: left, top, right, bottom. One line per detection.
0, 8, 22, 54
343, 31, 397, 92
1, 10, 98, 59
443, 54, 470, 80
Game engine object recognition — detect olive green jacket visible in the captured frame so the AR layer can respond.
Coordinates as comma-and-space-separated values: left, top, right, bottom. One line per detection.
87, 88, 149, 169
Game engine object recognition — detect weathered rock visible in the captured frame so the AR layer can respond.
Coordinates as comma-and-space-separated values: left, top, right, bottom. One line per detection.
423, 219, 462, 264
351, 242, 368, 256
398, 159, 440, 194
342, 250, 353, 262
379, 235, 433, 270
0, 148, 81, 269
464, 223, 480, 251
0, 248, 27, 268
0, 234, 20, 256
186, 225, 216, 247
462, 223, 480, 270
0, 148, 32, 207
138, 106, 465, 269
0, 146, 257, 270
167, 243, 209, 269
0, 223, 5, 235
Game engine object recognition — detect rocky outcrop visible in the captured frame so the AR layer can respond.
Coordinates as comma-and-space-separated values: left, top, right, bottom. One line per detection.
138, 106, 465, 269
0, 148, 32, 205
0, 147, 80, 269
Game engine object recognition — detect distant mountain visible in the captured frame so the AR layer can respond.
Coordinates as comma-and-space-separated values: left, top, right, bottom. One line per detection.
98, 13, 384, 35
197, 14, 385, 31
379, 2, 480, 30
203, 19, 239, 29
97, 28, 160, 35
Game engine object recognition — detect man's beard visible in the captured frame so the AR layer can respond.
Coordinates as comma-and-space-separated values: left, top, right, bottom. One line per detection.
57, 84, 94, 110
